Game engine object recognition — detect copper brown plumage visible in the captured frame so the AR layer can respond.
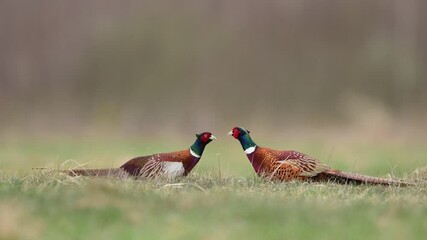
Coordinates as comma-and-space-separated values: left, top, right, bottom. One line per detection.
59, 132, 216, 179
229, 127, 412, 186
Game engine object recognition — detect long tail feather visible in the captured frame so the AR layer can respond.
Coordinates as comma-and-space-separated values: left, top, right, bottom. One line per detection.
34, 168, 129, 178
65, 168, 125, 177
314, 169, 413, 186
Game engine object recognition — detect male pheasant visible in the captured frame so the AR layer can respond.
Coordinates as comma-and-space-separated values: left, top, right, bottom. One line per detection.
228, 127, 410, 186
61, 132, 216, 179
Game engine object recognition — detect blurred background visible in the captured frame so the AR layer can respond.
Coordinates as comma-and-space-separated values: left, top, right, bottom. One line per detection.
0, 0, 426, 173
1, 0, 426, 137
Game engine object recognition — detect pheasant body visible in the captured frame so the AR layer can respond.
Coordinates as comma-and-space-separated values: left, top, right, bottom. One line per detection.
120, 149, 199, 178
64, 132, 215, 179
229, 127, 411, 186
246, 147, 329, 181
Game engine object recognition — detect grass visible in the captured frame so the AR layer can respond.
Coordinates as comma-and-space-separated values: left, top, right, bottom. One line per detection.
0, 137, 426, 240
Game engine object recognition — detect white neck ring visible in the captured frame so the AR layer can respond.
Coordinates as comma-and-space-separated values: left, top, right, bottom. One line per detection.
244, 146, 256, 154
190, 148, 201, 158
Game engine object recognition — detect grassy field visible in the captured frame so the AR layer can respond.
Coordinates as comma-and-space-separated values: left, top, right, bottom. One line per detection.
0, 137, 426, 240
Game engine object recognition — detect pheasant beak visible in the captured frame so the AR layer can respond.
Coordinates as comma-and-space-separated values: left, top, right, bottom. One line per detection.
209, 135, 217, 141
227, 131, 233, 136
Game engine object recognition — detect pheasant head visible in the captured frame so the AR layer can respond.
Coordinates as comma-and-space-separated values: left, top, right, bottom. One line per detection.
228, 127, 257, 154
190, 132, 216, 158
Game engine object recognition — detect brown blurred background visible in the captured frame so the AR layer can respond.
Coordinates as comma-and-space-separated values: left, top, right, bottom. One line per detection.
1, 0, 426, 139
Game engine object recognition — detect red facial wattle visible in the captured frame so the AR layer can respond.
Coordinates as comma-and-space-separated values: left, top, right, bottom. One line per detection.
233, 130, 240, 139
201, 133, 211, 143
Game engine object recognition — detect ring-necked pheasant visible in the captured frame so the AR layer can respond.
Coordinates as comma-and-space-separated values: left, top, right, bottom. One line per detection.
59, 132, 216, 179
228, 127, 411, 186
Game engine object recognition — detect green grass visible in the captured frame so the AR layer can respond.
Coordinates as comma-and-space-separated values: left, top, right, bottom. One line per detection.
1, 137, 426, 240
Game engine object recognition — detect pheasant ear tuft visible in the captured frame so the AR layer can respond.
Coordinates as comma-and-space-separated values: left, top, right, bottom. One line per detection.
247, 130, 250, 133
196, 133, 201, 138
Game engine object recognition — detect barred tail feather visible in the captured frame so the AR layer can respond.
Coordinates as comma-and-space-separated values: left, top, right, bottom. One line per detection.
64, 168, 129, 178
317, 169, 413, 186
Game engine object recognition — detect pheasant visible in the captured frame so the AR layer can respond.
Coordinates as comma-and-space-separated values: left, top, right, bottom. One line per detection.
228, 127, 411, 186
60, 132, 216, 179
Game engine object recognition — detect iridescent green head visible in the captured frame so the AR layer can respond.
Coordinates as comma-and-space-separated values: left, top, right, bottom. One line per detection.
228, 127, 257, 153
190, 132, 216, 158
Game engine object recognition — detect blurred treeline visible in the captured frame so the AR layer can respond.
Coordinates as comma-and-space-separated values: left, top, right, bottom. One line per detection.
0, 0, 426, 137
